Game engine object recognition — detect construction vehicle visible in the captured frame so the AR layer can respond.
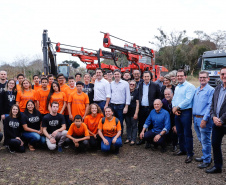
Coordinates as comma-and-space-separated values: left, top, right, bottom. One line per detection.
42, 30, 168, 80
101, 32, 168, 80
198, 49, 226, 87
42, 30, 70, 79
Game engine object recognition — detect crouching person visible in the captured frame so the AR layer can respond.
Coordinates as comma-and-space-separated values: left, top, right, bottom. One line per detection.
66, 115, 90, 152
42, 102, 67, 152
140, 99, 171, 152
98, 107, 122, 154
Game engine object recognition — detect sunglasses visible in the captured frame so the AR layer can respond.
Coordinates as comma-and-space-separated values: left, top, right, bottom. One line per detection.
130, 84, 135, 86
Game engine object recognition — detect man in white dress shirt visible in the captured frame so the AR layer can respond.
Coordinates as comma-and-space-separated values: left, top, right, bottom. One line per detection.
94, 68, 111, 112
110, 69, 130, 134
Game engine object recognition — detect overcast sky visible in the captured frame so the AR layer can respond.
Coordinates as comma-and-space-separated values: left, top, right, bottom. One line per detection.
0, 0, 225, 67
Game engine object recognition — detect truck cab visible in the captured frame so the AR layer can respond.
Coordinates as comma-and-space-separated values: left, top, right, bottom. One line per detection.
198, 49, 226, 87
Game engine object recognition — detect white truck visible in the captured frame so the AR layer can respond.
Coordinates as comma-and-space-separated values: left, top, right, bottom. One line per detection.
198, 49, 226, 87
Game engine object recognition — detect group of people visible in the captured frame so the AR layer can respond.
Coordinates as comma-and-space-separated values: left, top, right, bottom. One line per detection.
0, 67, 226, 176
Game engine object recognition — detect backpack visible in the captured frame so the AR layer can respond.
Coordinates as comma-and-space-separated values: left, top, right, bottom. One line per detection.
101, 117, 119, 125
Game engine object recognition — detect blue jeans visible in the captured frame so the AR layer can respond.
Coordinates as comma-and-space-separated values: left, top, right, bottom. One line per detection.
125, 115, 137, 141
95, 101, 106, 113
110, 104, 125, 135
101, 136, 122, 152
193, 117, 212, 163
175, 109, 193, 156
144, 130, 166, 147
22, 132, 46, 146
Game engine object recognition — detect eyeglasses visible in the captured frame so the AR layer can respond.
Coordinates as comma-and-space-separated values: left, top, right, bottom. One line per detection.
130, 84, 135, 86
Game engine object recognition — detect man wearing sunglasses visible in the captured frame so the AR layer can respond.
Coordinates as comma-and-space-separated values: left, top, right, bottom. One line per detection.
206, 67, 226, 174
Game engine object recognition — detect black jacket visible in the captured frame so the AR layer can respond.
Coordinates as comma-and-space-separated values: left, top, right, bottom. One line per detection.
138, 81, 161, 110
210, 84, 226, 126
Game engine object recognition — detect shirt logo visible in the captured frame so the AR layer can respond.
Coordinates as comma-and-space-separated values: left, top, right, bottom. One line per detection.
49, 120, 59, 126
9, 121, 20, 128
8, 95, 15, 102
29, 116, 40, 123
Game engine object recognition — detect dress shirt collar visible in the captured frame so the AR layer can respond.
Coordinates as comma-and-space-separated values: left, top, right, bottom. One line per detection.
220, 83, 226, 90
143, 81, 150, 86
197, 83, 209, 92
114, 79, 122, 83
96, 78, 104, 82
178, 80, 187, 86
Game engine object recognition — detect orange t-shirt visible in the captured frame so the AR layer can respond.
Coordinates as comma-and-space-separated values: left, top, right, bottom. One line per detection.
64, 87, 77, 115
16, 89, 35, 112
60, 84, 70, 93
68, 92, 89, 118
35, 88, 50, 114
33, 84, 41, 91
67, 122, 90, 137
16, 84, 22, 92
50, 92, 67, 114
98, 117, 121, 137
84, 113, 104, 134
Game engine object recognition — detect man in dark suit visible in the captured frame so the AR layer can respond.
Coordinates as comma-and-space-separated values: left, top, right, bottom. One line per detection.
136, 71, 161, 145
206, 67, 226, 174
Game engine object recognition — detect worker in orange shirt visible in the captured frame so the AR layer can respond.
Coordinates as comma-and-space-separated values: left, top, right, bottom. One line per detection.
57, 73, 70, 93
35, 77, 50, 117
66, 115, 90, 152
98, 107, 122, 154
16, 74, 25, 92
32, 75, 41, 91
47, 74, 54, 89
84, 103, 103, 149
16, 79, 35, 112
64, 76, 77, 129
47, 82, 67, 115
68, 81, 89, 121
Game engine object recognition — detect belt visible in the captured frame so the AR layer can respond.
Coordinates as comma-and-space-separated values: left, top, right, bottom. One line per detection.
141, 106, 150, 108
194, 115, 204, 118
95, 100, 105, 103
180, 108, 192, 112
111, 103, 124, 106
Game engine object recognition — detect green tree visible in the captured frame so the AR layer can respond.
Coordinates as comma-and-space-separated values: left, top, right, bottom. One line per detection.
62, 60, 80, 69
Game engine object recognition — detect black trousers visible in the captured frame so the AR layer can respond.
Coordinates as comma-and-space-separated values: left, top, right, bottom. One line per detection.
7, 139, 25, 153
89, 135, 101, 149
0, 132, 3, 142
212, 125, 226, 169
69, 136, 89, 152
138, 106, 152, 135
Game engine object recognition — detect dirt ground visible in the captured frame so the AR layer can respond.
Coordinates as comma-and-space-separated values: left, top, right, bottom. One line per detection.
1, 120, 226, 185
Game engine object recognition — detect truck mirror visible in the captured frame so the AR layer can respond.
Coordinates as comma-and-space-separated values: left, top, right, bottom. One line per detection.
197, 57, 202, 68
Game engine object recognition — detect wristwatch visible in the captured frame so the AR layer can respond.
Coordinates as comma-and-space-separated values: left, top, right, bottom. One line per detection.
159, 133, 162, 136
